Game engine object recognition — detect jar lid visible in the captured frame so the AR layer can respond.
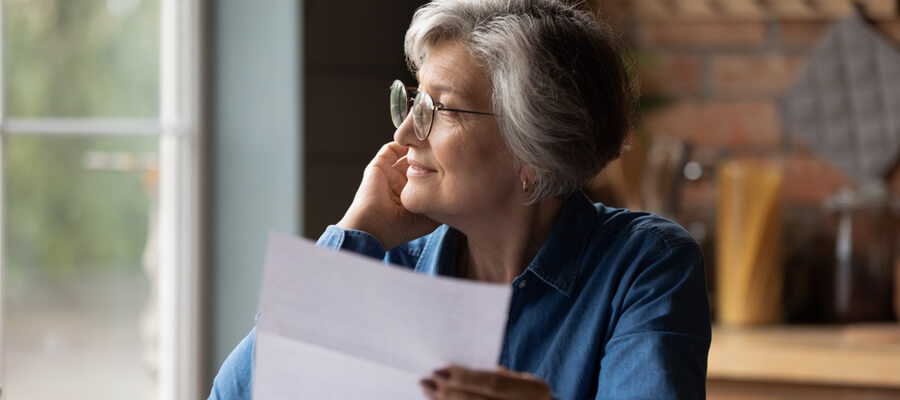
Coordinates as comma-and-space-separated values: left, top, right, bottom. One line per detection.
823, 182, 889, 212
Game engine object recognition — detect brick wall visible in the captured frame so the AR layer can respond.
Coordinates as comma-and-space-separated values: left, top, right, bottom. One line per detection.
594, 0, 900, 213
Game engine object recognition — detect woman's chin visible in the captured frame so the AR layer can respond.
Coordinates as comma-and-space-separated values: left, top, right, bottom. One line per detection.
400, 187, 429, 214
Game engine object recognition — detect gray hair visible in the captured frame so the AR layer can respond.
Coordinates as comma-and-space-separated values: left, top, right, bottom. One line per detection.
405, 0, 637, 203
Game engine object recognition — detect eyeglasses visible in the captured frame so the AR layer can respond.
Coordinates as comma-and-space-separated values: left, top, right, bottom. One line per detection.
390, 79, 495, 140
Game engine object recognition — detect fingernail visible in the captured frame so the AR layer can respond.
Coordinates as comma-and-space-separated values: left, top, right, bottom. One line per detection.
433, 368, 450, 380
420, 378, 437, 392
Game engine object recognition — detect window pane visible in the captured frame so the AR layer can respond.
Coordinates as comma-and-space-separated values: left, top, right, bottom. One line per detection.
4, 0, 159, 117
3, 135, 158, 399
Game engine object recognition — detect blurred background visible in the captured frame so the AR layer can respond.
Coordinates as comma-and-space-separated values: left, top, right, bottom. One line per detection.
0, 0, 898, 399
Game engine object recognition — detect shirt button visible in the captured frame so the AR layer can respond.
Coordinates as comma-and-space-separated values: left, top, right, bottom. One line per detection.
518, 279, 527, 289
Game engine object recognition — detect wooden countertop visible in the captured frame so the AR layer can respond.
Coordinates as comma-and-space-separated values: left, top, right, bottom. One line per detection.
708, 324, 900, 388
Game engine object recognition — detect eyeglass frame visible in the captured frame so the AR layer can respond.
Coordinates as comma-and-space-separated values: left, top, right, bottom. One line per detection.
390, 79, 495, 141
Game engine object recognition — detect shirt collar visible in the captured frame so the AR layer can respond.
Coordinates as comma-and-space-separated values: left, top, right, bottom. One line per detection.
413, 224, 459, 277
524, 191, 595, 297
415, 191, 596, 297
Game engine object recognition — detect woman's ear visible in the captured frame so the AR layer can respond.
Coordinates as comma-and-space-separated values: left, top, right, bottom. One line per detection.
519, 165, 538, 185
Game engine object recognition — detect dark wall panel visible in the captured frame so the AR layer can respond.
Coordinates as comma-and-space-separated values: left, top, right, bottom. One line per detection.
304, 0, 426, 237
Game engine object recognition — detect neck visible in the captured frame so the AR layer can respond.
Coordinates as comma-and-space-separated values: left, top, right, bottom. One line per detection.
454, 196, 563, 284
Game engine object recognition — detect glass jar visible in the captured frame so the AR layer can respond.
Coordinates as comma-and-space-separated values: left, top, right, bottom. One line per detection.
824, 184, 895, 323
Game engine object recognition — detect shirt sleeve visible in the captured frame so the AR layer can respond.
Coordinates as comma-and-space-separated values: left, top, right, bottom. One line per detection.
207, 225, 431, 399
596, 241, 711, 400
315, 224, 426, 269
208, 327, 257, 400
208, 226, 405, 399
315, 224, 388, 259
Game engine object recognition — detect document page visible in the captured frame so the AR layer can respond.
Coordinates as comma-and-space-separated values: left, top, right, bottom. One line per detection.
253, 232, 512, 400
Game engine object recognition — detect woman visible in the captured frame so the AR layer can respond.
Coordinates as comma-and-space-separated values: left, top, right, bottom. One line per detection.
210, 0, 710, 399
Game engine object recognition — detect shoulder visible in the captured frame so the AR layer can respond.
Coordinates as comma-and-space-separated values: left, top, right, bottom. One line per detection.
209, 327, 256, 399
580, 204, 710, 335
591, 204, 698, 255
578, 203, 705, 292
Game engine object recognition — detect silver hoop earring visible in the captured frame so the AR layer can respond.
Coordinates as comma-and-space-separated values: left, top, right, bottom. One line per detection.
522, 180, 529, 193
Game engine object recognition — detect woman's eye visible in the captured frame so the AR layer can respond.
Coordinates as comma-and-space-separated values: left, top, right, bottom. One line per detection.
436, 105, 459, 118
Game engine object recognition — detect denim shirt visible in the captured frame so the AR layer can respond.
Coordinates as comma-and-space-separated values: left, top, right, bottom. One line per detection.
209, 192, 711, 399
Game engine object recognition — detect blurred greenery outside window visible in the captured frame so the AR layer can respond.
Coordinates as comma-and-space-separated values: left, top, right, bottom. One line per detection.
2, 0, 175, 399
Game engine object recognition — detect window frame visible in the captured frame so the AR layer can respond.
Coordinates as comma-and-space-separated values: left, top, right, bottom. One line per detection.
0, 0, 205, 398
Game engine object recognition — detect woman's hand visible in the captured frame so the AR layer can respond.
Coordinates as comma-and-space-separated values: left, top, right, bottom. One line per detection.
337, 142, 439, 250
420, 365, 553, 400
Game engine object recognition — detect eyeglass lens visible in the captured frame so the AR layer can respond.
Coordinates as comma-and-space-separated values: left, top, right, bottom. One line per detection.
389, 80, 408, 129
412, 91, 433, 140
390, 79, 434, 140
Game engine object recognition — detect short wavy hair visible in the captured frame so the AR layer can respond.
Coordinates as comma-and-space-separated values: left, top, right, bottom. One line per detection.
405, 0, 637, 203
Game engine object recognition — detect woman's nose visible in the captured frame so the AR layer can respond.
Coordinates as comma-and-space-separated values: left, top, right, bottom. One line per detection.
393, 112, 417, 146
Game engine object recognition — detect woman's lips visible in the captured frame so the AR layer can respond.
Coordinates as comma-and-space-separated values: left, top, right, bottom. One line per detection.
407, 160, 437, 177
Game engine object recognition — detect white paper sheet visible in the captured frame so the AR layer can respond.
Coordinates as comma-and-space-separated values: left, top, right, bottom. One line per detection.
253, 232, 512, 400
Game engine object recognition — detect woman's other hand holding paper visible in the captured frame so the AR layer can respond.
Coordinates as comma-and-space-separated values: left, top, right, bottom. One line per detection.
420, 365, 553, 400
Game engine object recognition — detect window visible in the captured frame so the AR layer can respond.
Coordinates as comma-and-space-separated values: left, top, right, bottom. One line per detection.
0, 0, 202, 398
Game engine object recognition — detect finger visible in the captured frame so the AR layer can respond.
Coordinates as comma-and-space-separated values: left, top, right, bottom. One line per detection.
435, 366, 509, 399
386, 155, 409, 192
433, 379, 492, 400
381, 141, 409, 164
363, 143, 407, 196
376, 144, 409, 184
386, 141, 409, 159
435, 366, 550, 400
440, 388, 493, 400
390, 154, 410, 180
392, 154, 409, 171
421, 378, 439, 400
369, 142, 408, 169
495, 366, 544, 383
442, 365, 512, 395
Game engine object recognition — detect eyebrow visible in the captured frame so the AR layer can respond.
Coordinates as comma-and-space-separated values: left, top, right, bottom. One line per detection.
425, 83, 473, 105
416, 72, 460, 96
